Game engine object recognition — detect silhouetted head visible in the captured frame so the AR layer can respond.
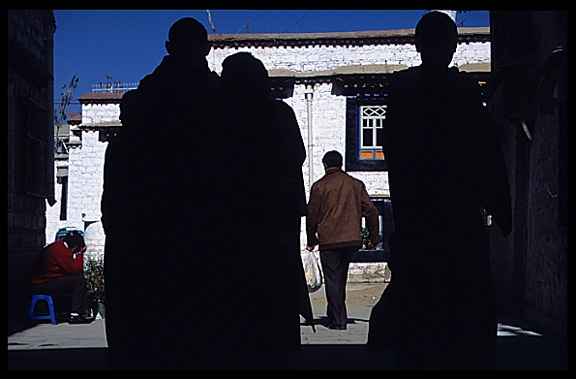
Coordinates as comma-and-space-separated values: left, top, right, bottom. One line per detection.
64, 231, 85, 253
322, 150, 343, 169
165, 17, 211, 59
221, 52, 270, 100
415, 12, 458, 70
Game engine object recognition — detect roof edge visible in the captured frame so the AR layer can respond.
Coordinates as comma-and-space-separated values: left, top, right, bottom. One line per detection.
208, 27, 489, 45
78, 92, 124, 104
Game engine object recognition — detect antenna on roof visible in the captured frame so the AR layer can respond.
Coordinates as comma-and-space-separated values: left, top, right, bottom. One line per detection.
92, 77, 138, 93
55, 75, 79, 152
206, 10, 217, 34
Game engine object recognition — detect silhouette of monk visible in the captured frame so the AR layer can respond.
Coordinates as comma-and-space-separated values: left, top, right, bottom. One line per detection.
218, 52, 313, 368
367, 12, 512, 369
102, 18, 223, 369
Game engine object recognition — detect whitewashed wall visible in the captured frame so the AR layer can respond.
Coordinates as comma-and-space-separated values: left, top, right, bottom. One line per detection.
47, 102, 119, 258
47, 34, 490, 277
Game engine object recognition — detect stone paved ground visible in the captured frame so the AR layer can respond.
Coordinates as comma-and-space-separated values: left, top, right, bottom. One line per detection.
8, 318, 108, 350
7, 282, 387, 350
301, 282, 387, 344
8, 282, 567, 370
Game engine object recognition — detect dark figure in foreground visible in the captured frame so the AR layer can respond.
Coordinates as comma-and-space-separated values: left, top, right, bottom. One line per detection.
307, 151, 379, 330
30, 231, 93, 324
367, 12, 512, 369
219, 52, 313, 367
102, 18, 222, 369
103, 20, 312, 369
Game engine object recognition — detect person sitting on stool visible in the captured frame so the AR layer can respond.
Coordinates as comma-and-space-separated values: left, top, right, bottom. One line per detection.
30, 231, 93, 324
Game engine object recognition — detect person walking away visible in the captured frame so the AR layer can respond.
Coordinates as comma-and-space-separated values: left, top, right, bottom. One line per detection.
306, 150, 379, 330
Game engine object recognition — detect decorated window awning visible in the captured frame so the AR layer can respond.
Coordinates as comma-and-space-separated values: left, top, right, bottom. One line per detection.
268, 64, 407, 98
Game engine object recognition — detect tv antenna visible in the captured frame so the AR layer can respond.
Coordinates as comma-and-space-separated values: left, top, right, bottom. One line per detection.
206, 10, 217, 34
54, 75, 79, 153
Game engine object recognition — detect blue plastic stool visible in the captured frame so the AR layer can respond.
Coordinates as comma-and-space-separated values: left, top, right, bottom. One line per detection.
29, 294, 57, 325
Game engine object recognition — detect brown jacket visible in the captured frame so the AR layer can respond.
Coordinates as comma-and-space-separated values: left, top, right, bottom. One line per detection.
306, 167, 380, 250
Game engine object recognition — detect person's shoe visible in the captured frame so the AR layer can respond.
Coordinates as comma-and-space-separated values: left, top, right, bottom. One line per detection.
69, 313, 94, 324
328, 323, 347, 330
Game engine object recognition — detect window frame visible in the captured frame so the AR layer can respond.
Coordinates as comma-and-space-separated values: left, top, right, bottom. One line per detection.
359, 104, 387, 159
345, 96, 388, 172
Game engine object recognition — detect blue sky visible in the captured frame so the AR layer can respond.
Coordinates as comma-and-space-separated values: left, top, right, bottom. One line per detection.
53, 9, 490, 116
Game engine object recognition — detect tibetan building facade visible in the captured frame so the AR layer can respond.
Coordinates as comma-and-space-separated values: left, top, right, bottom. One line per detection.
206, 27, 491, 268
46, 27, 491, 280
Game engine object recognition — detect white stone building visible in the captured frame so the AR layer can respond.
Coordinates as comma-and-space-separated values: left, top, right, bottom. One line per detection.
46, 92, 124, 259
46, 27, 490, 278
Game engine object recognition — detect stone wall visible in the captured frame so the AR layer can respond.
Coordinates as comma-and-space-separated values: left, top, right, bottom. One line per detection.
208, 38, 489, 75
8, 10, 55, 316
524, 110, 567, 323
522, 12, 567, 327
488, 11, 567, 331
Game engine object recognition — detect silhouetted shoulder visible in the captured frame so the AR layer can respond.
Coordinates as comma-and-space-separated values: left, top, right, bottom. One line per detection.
387, 67, 420, 90
206, 70, 222, 94
388, 66, 482, 102
119, 90, 140, 127
270, 99, 294, 116
446, 69, 486, 108
452, 68, 481, 85
270, 99, 300, 132
135, 57, 171, 93
450, 68, 483, 92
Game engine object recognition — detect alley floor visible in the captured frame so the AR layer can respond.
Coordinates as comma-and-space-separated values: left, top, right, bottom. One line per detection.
8, 282, 567, 370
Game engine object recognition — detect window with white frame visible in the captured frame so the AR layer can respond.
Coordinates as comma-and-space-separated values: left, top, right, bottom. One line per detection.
344, 96, 387, 172
359, 105, 386, 160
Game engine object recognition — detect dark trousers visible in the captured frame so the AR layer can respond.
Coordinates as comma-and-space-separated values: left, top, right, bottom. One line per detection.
31, 275, 88, 314
320, 247, 357, 326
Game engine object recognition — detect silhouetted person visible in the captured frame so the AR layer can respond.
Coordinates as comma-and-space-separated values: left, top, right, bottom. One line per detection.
219, 52, 313, 367
102, 18, 222, 369
367, 12, 512, 369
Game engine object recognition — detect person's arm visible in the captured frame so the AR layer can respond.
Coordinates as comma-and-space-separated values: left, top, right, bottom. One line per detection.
360, 184, 380, 249
477, 104, 512, 236
53, 244, 84, 276
465, 75, 512, 236
306, 183, 321, 250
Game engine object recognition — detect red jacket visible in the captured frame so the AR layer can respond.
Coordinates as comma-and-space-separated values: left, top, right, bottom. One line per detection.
30, 240, 84, 284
